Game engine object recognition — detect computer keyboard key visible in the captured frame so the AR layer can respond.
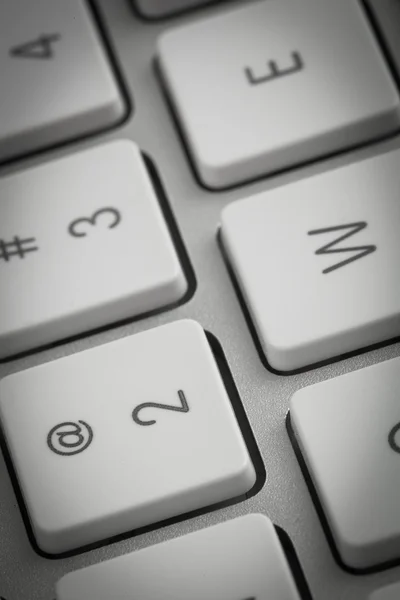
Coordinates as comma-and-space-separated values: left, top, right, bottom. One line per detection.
0, 0, 124, 162
0, 140, 188, 359
158, 0, 400, 189
221, 146, 400, 371
370, 582, 400, 600
289, 356, 400, 570
56, 514, 302, 599
366, 0, 400, 82
0, 320, 256, 554
135, 0, 213, 18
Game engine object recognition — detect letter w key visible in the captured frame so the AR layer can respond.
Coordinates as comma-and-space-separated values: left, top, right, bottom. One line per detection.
308, 222, 376, 274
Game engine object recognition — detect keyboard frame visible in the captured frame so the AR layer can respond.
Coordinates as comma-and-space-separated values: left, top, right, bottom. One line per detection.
1, 0, 400, 598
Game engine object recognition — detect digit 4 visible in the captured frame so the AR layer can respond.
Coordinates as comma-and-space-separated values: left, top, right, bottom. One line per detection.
10, 34, 61, 60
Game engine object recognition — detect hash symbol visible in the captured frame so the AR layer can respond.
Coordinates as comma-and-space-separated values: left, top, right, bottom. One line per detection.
0, 236, 39, 262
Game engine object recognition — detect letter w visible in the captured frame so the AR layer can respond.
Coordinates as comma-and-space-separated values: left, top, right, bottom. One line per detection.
308, 222, 376, 274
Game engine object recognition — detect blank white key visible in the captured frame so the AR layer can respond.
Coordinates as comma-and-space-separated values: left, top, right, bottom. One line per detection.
0, 0, 124, 162
0, 140, 187, 359
0, 320, 256, 554
370, 582, 400, 600
158, 0, 400, 189
56, 514, 301, 600
135, 0, 213, 18
221, 147, 400, 371
290, 356, 400, 569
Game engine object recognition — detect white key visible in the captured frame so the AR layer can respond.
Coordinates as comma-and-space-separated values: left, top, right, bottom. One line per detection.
221, 147, 400, 372
0, 140, 187, 359
370, 582, 400, 600
158, 0, 400, 189
135, 0, 212, 18
0, 0, 124, 162
290, 356, 400, 569
56, 514, 301, 600
0, 320, 256, 554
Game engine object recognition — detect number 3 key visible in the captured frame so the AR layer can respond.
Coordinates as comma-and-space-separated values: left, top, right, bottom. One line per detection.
0, 140, 187, 359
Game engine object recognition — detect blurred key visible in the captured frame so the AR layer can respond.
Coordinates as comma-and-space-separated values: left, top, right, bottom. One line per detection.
56, 515, 302, 599
370, 582, 400, 600
135, 0, 214, 18
0, 0, 125, 162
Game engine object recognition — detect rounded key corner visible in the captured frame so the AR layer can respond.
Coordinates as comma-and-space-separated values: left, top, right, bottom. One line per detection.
0, 368, 27, 395
285, 408, 300, 447
369, 582, 400, 600
193, 139, 259, 192
135, 0, 212, 21
185, 318, 207, 334
220, 197, 248, 221
246, 512, 275, 532
249, 328, 300, 374
263, 317, 332, 370
104, 94, 128, 128
237, 454, 257, 491
133, 2, 170, 20
55, 576, 69, 600
334, 534, 372, 573
106, 137, 139, 152
163, 319, 208, 343
20, 509, 75, 558
170, 263, 189, 297
0, 372, 11, 389
34, 532, 63, 558
174, 319, 214, 350
156, 30, 174, 55
97, 138, 142, 165
194, 153, 238, 191
263, 348, 297, 374
334, 518, 400, 572
287, 393, 304, 417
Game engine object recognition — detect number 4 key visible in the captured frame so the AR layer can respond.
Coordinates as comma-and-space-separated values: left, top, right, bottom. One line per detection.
0, 0, 125, 161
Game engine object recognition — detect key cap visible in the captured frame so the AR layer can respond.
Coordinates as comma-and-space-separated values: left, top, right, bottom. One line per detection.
158, 0, 400, 189
0, 140, 187, 359
221, 146, 400, 372
366, 0, 400, 81
55, 514, 301, 599
0, 0, 124, 162
135, 0, 212, 18
0, 320, 256, 554
370, 582, 400, 600
289, 356, 400, 570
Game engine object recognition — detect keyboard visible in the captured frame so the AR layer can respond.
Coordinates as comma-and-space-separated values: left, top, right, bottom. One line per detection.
1, 0, 400, 598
